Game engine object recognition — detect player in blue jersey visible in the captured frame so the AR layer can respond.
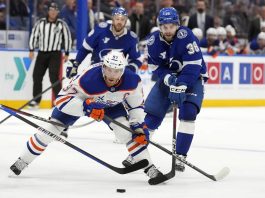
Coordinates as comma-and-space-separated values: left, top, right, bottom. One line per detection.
10, 51, 163, 182
123, 7, 208, 172
66, 7, 142, 78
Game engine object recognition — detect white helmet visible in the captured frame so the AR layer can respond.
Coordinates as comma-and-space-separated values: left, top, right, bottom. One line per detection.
258, 32, 265, 40
206, 27, 217, 36
217, 27, 227, 36
103, 50, 127, 70
225, 25, 236, 36
192, 28, 203, 40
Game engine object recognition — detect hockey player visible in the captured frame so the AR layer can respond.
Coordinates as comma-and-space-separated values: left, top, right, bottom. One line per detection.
123, 7, 208, 172
10, 51, 163, 181
66, 7, 142, 79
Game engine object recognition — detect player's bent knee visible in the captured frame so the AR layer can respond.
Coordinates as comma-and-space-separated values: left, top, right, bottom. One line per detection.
110, 117, 131, 144
145, 113, 163, 130
179, 102, 198, 121
36, 119, 65, 145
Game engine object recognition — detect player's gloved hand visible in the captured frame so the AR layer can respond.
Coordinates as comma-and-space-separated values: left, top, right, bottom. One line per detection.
65, 59, 79, 79
130, 123, 150, 145
164, 74, 178, 86
83, 99, 105, 121
168, 83, 187, 105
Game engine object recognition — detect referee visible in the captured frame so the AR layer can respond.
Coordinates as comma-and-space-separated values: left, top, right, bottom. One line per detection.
28, 2, 72, 109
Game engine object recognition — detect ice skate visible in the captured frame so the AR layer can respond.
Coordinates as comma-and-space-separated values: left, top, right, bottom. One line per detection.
10, 158, 28, 176
175, 155, 186, 172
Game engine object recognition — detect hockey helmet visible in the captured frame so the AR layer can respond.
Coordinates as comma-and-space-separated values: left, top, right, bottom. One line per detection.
158, 7, 180, 25
103, 51, 127, 71
217, 27, 227, 36
111, 7, 128, 17
192, 28, 203, 40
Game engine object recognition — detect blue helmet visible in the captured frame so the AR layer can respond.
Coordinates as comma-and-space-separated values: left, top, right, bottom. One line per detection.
111, 7, 128, 17
158, 7, 180, 25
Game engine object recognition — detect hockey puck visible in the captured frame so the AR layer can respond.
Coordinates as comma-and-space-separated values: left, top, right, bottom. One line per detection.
116, 189, 126, 193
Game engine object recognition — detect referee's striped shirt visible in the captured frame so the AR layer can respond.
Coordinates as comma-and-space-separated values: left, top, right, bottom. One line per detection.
29, 17, 72, 55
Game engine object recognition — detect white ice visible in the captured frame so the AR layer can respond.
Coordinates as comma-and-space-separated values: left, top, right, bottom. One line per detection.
0, 107, 265, 198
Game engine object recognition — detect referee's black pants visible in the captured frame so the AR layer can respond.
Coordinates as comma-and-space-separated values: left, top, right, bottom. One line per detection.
32, 51, 62, 104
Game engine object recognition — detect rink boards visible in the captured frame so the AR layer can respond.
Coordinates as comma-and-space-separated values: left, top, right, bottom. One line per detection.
0, 50, 265, 108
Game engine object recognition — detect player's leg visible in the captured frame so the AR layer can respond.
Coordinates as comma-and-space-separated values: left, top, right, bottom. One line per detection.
10, 118, 68, 175
10, 97, 81, 175
175, 78, 204, 172
145, 78, 171, 131
122, 79, 170, 167
106, 105, 163, 179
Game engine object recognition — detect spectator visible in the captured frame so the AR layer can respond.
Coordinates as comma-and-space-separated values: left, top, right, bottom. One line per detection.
0, 10, 6, 30
9, 0, 29, 30
10, 0, 29, 17
28, 2, 72, 109
87, 0, 94, 32
37, 0, 50, 18
159, 0, 173, 8
248, 6, 265, 41
60, 0, 76, 42
0, 0, 5, 11
214, 16, 222, 28
188, 0, 214, 36
129, 1, 151, 41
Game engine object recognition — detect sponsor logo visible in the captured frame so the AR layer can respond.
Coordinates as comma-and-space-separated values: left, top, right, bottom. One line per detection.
177, 29, 187, 39
13, 57, 31, 90
207, 62, 265, 84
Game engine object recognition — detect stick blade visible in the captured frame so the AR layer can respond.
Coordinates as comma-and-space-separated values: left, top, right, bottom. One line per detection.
148, 174, 170, 185
213, 167, 230, 181
148, 169, 175, 185
118, 159, 149, 174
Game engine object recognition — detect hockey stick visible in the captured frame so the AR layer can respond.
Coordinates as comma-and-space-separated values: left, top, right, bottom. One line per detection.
0, 105, 148, 174
0, 77, 65, 125
103, 114, 230, 181
148, 103, 177, 185
0, 104, 95, 129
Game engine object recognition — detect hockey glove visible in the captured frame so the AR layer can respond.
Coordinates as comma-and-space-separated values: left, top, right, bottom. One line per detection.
168, 83, 187, 106
83, 99, 105, 121
164, 74, 178, 86
130, 123, 150, 145
65, 59, 79, 79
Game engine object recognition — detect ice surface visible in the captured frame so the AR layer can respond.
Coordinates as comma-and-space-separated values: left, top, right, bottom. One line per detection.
0, 107, 265, 198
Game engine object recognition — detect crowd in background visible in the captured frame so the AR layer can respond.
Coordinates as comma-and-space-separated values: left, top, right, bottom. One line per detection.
0, 0, 265, 55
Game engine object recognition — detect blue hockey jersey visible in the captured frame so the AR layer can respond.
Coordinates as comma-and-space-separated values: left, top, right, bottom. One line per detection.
170, 26, 207, 86
147, 26, 207, 87
146, 31, 172, 78
76, 22, 142, 69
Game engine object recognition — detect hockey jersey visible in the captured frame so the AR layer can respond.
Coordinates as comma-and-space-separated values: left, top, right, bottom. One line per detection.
56, 66, 145, 124
147, 26, 208, 87
146, 31, 172, 78
169, 26, 208, 87
76, 22, 142, 69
